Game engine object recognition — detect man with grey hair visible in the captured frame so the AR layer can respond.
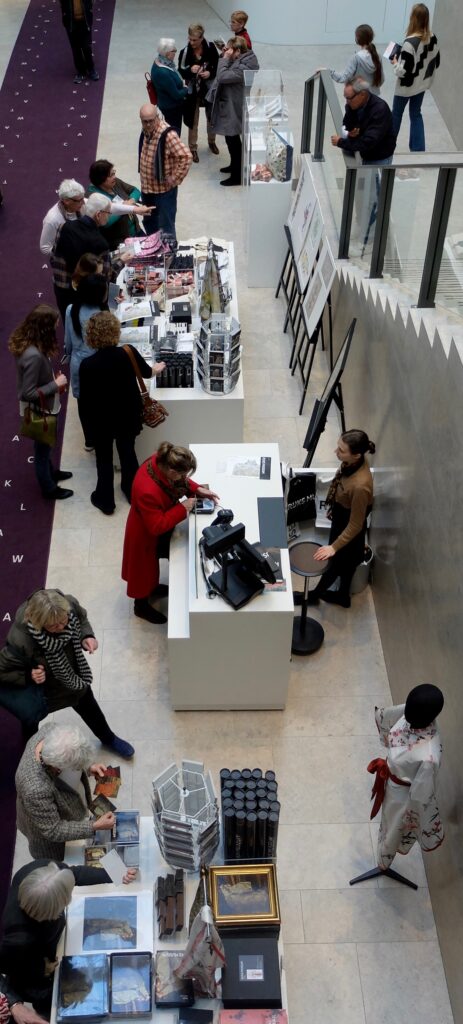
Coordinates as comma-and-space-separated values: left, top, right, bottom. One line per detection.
138, 102, 192, 238
331, 79, 396, 164
40, 179, 151, 256
0, 858, 136, 1019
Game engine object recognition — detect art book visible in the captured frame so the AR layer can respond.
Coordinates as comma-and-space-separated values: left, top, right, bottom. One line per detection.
220, 1013, 288, 1024
57, 954, 109, 1022
154, 951, 194, 1008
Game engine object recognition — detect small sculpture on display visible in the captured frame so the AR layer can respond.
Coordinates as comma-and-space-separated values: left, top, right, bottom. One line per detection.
151, 761, 220, 871
350, 684, 444, 889
220, 769, 280, 861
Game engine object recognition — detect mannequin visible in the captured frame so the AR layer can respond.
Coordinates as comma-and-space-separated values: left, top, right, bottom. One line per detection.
351, 684, 444, 888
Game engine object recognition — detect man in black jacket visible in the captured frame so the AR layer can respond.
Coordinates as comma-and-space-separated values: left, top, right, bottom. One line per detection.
59, 0, 99, 84
331, 79, 396, 164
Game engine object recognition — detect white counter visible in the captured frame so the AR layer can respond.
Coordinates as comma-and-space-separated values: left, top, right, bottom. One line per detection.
168, 443, 294, 711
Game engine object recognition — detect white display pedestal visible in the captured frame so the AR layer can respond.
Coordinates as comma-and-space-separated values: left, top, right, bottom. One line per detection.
168, 443, 294, 711
56, 817, 289, 1022
248, 175, 293, 287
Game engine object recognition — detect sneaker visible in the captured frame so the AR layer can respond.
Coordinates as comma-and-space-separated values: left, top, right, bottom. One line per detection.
73, 74, 84, 84
106, 736, 135, 759
53, 470, 73, 482
44, 487, 73, 500
91, 491, 115, 515
209, 142, 220, 155
89, 69, 100, 81
134, 598, 167, 624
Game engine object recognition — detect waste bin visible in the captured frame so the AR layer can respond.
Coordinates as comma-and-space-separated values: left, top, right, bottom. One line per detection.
351, 545, 374, 594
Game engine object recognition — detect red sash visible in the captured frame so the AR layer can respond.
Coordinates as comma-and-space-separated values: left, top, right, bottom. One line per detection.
367, 757, 411, 820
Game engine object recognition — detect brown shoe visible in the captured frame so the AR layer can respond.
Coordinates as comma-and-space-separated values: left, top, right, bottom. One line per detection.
209, 142, 219, 155
191, 149, 199, 163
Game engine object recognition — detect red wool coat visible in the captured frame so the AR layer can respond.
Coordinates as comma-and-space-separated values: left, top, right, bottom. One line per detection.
121, 456, 200, 598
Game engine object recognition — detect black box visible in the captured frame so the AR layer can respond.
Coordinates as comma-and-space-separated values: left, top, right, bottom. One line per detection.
171, 301, 192, 324
221, 934, 281, 1009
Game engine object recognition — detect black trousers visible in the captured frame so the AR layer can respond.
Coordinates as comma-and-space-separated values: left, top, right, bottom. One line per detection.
54, 284, 74, 324
94, 432, 139, 511
74, 686, 114, 744
77, 397, 94, 448
225, 134, 242, 182
63, 19, 95, 75
313, 503, 366, 600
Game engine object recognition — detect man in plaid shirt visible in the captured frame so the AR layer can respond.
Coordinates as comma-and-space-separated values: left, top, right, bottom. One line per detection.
138, 103, 192, 239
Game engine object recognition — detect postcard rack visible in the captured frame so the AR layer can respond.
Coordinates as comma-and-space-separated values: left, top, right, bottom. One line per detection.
151, 760, 220, 871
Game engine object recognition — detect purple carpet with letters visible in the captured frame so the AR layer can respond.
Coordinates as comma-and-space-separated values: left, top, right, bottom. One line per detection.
0, 0, 115, 920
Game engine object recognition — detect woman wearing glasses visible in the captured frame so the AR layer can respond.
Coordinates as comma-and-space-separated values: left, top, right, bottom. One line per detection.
150, 38, 188, 135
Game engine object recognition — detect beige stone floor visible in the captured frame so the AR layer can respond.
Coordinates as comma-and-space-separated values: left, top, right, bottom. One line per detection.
7, 0, 455, 1021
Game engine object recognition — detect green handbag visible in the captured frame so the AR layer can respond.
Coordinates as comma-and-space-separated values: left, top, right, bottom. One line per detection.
21, 389, 58, 447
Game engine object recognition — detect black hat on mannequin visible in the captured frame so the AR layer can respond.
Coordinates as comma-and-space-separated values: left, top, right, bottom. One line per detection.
405, 684, 444, 729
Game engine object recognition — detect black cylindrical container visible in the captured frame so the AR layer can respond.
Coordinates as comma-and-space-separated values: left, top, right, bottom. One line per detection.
266, 811, 279, 859
258, 798, 270, 812
223, 807, 235, 860
234, 779, 246, 791
222, 786, 234, 801
256, 787, 267, 801
241, 769, 252, 780
220, 768, 231, 787
251, 768, 263, 781
233, 788, 246, 801
234, 809, 247, 859
245, 811, 257, 858
233, 799, 245, 812
245, 780, 257, 793
245, 799, 257, 812
256, 810, 268, 859
269, 800, 281, 814
266, 780, 278, 795
222, 797, 234, 811
230, 770, 241, 781
265, 770, 276, 783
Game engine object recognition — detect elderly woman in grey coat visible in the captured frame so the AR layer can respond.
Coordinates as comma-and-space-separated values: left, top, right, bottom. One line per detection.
15, 723, 117, 860
0, 589, 133, 757
207, 36, 259, 186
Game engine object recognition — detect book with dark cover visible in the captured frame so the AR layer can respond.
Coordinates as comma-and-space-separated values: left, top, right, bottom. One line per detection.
109, 952, 153, 1017
57, 955, 109, 1022
221, 935, 281, 1010
154, 951, 194, 1008
178, 1011, 214, 1024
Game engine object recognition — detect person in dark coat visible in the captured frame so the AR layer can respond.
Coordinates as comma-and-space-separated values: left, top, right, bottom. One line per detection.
122, 443, 218, 624
79, 312, 165, 515
0, 589, 134, 758
207, 37, 259, 185
178, 23, 219, 161
0, 859, 136, 1018
59, 0, 98, 84
331, 80, 396, 164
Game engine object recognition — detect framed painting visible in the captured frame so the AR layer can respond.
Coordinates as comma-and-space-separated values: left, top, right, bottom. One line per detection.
208, 864, 280, 928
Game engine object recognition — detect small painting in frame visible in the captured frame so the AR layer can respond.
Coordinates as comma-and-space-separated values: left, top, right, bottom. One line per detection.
208, 864, 280, 928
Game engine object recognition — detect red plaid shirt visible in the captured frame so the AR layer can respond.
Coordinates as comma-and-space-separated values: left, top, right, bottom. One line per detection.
139, 116, 192, 193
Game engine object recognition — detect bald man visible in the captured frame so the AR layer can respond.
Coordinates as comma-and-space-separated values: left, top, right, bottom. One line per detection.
138, 103, 192, 239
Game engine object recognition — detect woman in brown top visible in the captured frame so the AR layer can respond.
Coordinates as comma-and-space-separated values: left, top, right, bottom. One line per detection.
311, 429, 375, 607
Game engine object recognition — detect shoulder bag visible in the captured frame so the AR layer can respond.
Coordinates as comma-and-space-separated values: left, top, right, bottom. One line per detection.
123, 345, 169, 428
20, 389, 58, 447
145, 71, 157, 104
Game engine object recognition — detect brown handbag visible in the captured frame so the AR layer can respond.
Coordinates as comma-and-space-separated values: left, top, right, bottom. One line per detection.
123, 345, 169, 428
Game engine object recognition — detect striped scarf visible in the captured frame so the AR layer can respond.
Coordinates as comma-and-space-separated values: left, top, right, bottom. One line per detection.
27, 610, 93, 693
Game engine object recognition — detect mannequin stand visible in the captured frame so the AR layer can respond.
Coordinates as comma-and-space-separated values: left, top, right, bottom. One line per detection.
350, 865, 418, 890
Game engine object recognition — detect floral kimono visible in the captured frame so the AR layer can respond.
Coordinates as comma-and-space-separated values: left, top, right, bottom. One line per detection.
368, 703, 444, 869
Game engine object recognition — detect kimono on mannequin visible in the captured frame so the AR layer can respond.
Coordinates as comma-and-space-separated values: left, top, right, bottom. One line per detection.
369, 699, 444, 869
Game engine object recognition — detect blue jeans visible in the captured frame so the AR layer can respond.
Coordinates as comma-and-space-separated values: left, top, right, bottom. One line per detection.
141, 188, 178, 239
34, 441, 55, 495
392, 92, 425, 152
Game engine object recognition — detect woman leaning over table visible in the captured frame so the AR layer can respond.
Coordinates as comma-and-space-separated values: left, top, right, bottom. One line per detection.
8, 305, 72, 501
122, 442, 219, 624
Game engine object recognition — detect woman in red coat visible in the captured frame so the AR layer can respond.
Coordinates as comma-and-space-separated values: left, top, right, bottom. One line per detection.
122, 442, 219, 623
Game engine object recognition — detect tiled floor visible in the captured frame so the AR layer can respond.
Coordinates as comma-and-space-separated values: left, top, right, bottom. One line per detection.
6, 1, 455, 1021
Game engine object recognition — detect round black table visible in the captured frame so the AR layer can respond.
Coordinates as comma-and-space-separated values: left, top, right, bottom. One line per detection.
289, 540, 327, 655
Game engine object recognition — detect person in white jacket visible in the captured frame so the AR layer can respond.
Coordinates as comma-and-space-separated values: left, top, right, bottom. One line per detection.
40, 179, 153, 255
319, 24, 384, 95
391, 3, 440, 152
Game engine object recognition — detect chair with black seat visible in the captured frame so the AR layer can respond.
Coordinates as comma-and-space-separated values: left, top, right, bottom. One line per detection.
289, 540, 327, 655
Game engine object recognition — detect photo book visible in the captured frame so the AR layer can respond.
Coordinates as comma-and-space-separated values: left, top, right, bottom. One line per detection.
65, 891, 153, 956
57, 954, 109, 1023
154, 950, 194, 1008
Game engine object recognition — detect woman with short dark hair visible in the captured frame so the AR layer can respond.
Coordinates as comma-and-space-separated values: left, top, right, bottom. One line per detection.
122, 442, 219, 623
8, 306, 72, 501
87, 160, 145, 247
311, 429, 375, 607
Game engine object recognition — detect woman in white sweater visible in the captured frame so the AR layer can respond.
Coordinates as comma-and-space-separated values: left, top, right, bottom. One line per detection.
392, 3, 440, 151
327, 24, 384, 95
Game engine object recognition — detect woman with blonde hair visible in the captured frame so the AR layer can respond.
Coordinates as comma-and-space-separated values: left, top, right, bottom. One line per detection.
392, 3, 440, 151
178, 23, 219, 161
79, 311, 165, 514
0, 589, 134, 757
8, 305, 72, 500
207, 36, 259, 185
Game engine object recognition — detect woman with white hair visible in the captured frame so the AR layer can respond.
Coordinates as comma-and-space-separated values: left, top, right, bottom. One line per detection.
150, 38, 188, 134
0, 858, 136, 1018
15, 722, 120, 860
0, 589, 134, 758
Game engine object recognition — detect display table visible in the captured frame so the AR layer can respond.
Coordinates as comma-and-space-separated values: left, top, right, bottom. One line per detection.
117, 243, 244, 455
168, 443, 294, 711
54, 817, 288, 1023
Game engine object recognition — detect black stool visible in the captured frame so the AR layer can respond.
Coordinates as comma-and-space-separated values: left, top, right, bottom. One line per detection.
289, 541, 327, 655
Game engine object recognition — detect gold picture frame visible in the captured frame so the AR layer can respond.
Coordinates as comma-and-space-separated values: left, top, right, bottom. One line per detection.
208, 863, 280, 928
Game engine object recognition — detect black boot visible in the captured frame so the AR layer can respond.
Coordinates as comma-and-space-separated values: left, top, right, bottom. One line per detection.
134, 598, 167, 624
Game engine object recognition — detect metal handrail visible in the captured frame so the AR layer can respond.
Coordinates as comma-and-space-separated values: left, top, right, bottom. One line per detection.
301, 72, 463, 308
